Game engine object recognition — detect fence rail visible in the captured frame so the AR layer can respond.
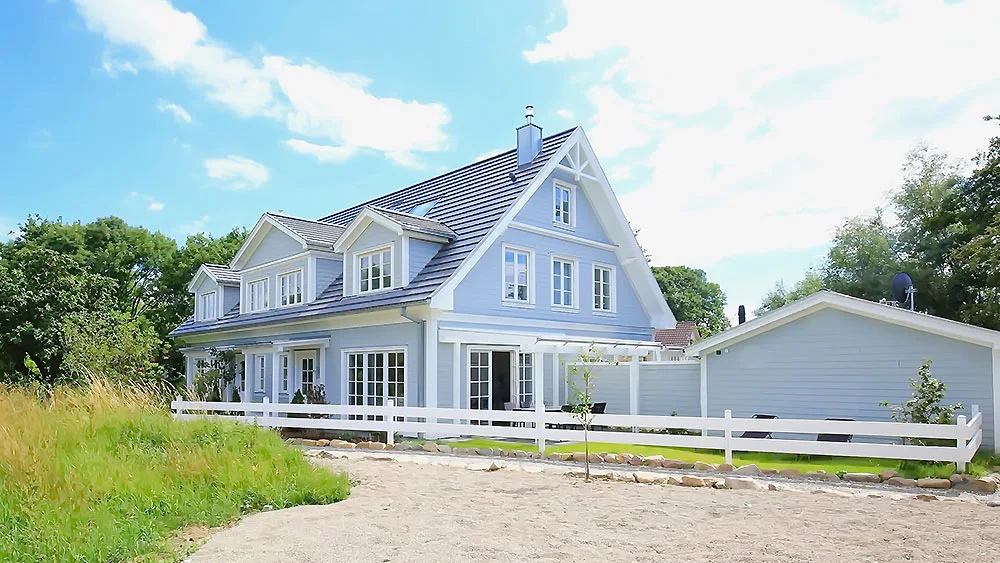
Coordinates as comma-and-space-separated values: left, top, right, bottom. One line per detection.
171, 398, 983, 472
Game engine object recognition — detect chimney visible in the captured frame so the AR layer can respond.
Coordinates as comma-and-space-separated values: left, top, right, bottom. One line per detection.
738, 305, 746, 325
516, 105, 543, 166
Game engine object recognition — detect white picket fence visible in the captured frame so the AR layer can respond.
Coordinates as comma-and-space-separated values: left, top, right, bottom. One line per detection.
171, 398, 984, 472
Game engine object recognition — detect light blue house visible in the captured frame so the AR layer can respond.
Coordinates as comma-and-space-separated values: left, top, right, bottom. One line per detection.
171, 112, 675, 414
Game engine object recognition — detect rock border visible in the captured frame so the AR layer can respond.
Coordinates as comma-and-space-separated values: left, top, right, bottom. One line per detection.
287, 438, 999, 496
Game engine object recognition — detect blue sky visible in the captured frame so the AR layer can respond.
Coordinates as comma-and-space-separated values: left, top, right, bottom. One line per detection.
2, 0, 998, 320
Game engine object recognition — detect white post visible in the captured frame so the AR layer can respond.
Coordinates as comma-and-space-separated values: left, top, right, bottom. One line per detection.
452, 343, 461, 412
271, 351, 281, 405
242, 352, 251, 403
318, 347, 327, 398
724, 409, 733, 466
533, 352, 545, 454
261, 396, 270, 429
173, 395, 182, 420
551, 352, 560, 406
699, 355, 708, 436
386, 399, 396, 446
957, 413, 968, 473
629, 355, 639, 415
424, 317, 439, 416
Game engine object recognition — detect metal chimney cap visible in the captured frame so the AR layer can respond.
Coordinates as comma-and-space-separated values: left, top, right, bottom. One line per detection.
525, 105, 534, 123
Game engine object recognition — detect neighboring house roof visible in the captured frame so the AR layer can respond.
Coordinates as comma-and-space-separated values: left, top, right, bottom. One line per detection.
187, 263, 239, 292
685, 290, 1000, 356
654, 321, 701, 348
265, 212, 346, 247
170, 127, 578, 337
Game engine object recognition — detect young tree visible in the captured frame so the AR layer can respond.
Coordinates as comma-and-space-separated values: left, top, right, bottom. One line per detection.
880, 360, 963, 446
565, 345, 614, 482
755, 271, 825, 316
651, 266, 729, 336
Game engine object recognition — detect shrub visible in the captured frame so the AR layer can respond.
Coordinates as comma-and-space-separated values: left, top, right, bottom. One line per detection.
881, 360, 964, 445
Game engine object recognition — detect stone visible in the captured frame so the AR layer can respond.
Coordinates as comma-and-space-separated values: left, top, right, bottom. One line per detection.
951, 479, 998, 494
316, 439, 330, 447
693, 461, 717, 471
628, 454, 644, 466
667, 476, 682, 486
611, 471, 633, 482
680, 476, 713, 487
384, 444, 395, 450
885, 477, 918, 488
778, 468, 803, 478
644, 455, 666, 467
761, 468, 779, 475
878, 469, 899, 481
437, 444, 452, 454
572, 452, 588, 463
488, 462, 502, 472
588, 453, 604, 464
988, 500, 1000, 508
547, 452, 572, 462
717, 463, 735, 472
767, 483, 779, 491
949, 473, 975, 483
916, 478, 951, 490
804, 470, 839, 481
661, 459, 695, 470
914, 494, 938, 501
843, 472, 881, 483
343, 443, 357, 449
734, 464, 762, 476
421, 443, 439, 453
724, 477, 762, 490
475, 448, 494, 456
301, 439, 319, 447
604, 453, 622, 464
514, 450, 529, 458
634, 472, 665, 485
368, 442, 387, 451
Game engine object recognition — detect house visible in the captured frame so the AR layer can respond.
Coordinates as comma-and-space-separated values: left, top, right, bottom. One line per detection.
653, 321, 700, 360
170, 110, 676, 414
683, 291, 1000, 452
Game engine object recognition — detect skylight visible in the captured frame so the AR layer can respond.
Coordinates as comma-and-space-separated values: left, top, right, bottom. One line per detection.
409, 200, 437, 217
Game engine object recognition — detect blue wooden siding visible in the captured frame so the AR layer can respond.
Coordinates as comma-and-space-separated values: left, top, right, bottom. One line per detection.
706, 308, 995, 448
638, 363, 701, 416
240, 257, 309, 313
342, 222, 403, 295
513, 170, 611, 244
315, 257, 342, 295
409, 239, 442, 283
243, 227, 302, 269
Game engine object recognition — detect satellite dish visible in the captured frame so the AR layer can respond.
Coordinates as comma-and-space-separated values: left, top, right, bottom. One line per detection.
891, 272, 915, 310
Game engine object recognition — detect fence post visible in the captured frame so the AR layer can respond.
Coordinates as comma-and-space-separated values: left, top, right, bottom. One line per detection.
173, 395, 182, 420
724, 410, 733, 466
386, 399, 395, 446
536, 408, 546, 455
956, 413, 967, 473
261, 396, 270, 429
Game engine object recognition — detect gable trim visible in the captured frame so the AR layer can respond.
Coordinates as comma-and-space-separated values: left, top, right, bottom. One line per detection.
230, 214, 309, 269
186, 264, 239, 292
685, 291, 1000, 356
509, 221, 618, 252
333, 208, 404, 254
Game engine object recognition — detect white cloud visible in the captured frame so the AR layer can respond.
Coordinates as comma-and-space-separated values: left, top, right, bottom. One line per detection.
156, 100, 191, 123
527, 0, 1000, 267
474, 148, 504, 162
283, 138, 357, 163
72, 0, 450, 159
147, 201, 164, 211
384, 150, 422, 169
0, 217, 18, 242
156, 99, 192, 123
101, 54, 137, 77
178, 215, 211, 236
556, 108, 574, 120
203, 155, 270, 190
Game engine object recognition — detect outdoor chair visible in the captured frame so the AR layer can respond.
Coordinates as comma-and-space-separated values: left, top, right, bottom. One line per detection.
816, 418, 854, 442
739, 414, 778, 439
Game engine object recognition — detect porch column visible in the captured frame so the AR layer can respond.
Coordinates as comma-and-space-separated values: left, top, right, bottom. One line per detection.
318, 346, 328, 398
424, 317, 438, 409
271, 351, 281, 403
241, 352, 251, 402
452, 343, 461, 410
700, 354, 708, 436
551, 352, 560, 406
533, 351, 545, 453
629, 355, 639, 415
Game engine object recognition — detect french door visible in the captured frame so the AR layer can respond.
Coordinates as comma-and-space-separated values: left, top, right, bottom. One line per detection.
294, 350, 317, 397
469, 350, 534, 415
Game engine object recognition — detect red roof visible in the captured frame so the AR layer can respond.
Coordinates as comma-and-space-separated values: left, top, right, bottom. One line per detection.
654, 321, 701, 348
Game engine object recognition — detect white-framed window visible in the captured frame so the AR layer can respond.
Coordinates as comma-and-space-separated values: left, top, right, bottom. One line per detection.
256, 355, 265, 390
300, 356, 315, 395
196, 291, 217, 321
551, 257, 575, 308
553, 181, 575, 229
469, 351, 491, 412
280, 354, 290, 392
347, 350, 406, 420
279, 269, 303, 307
194, 357, 210, 376
247, 278, 269, 312
358, 247, 392, 293
502, 245, 532, 304
593, 264, 615, 312
517, 352, 533, 409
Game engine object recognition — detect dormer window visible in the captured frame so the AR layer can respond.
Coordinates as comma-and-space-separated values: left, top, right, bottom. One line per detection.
196, 291, 217, 321
279, 269, 303, 306
553, 181, 575, 229
359, 247, 392, 293
248, 278, 270, 312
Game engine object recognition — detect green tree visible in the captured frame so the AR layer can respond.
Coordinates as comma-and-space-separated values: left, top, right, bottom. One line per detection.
755, 270, 825, 316
651, 266, 729, 336
880, 360, 963, 445
822, 211, 902, 301
565, 345, 614, 483
62, 309, 162, 383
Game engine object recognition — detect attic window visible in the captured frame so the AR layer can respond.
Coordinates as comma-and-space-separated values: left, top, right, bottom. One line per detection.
409, 200, 437, 217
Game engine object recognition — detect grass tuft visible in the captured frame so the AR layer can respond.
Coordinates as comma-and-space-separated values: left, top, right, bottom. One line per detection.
0, 378, 349, 562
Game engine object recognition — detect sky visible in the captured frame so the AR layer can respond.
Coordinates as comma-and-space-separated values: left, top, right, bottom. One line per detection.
1, 0, 998, 321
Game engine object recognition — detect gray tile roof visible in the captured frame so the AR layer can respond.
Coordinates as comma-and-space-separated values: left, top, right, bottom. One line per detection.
171, 127, 577, 337
368, 206, 457, 239
266, 213, 346, 247
203, 263, 240, 285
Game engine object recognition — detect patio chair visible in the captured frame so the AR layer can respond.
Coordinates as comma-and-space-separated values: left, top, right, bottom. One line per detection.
816, 418, 854, 442
739, 414, 778, 439
591, 402, 607, 430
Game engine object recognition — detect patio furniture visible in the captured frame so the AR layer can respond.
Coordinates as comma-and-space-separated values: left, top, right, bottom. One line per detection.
740, 414, 778, 439
816, 418, 854, 442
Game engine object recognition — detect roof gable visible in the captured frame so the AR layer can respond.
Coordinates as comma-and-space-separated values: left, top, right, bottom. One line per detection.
686, 291, 1000, 355
187, 263, 239, 292
332, 206, 456, 253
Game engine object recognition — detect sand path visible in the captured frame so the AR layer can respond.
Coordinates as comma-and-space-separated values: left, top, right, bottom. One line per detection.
187, 455, 1000, 563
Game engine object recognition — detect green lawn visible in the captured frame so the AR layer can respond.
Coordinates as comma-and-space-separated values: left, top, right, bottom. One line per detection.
0, 380, 350, 562
446, 438, 995, 479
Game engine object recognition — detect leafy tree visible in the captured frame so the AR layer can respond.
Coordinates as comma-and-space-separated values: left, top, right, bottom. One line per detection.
62, 309, 162, 383
880, 360, 963, 445
565, 345, 614, 483
822, 211, 902, 301
651, 266, 729, 336
754, 271, 825, 316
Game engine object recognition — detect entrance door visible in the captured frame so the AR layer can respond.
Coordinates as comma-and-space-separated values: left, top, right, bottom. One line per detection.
491, 351, 512, 411
294, 350, 318, 398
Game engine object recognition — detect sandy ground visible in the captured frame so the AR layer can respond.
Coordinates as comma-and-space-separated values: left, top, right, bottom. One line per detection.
187, 454, 1000, 563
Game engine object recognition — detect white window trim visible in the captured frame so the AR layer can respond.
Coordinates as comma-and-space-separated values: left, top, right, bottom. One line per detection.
552, 180, 577, 231
592, 262, 617, 315
340, 346, 409, 408
353, 243, 395, 295
256, 355, 266, 391
500, 243, 534, 308
246, 277, 270, 313
280, 353, 290, 393
467, 347, 521, 412
277, 268, 305, 308
196, 290, 217, 321
550, 255, 579, 312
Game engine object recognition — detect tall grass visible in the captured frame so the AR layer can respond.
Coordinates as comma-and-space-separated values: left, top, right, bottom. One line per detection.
0, 378, 349, 562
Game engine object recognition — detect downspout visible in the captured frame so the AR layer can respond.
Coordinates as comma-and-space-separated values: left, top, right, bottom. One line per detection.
399, 307, 424, 407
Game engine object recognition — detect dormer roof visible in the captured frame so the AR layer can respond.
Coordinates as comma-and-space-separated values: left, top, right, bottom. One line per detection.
187, 263, 239, 292
332, 205, 457, 253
